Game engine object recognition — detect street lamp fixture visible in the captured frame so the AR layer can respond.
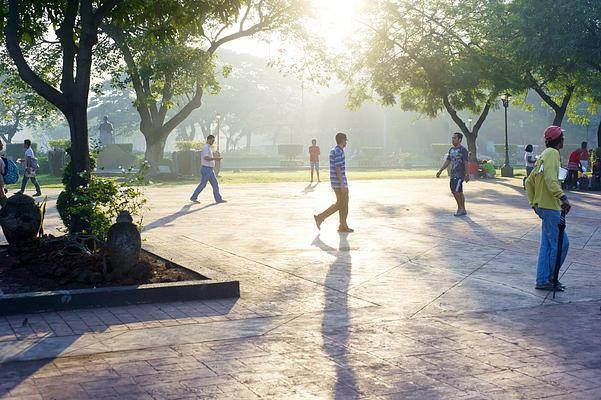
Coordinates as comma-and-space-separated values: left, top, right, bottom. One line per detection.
500, 92, 514, 177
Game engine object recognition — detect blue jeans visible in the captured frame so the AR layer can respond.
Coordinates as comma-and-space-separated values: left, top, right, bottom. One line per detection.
191, 166, 223, 202
535, 208, 569, 285
21, 176, 41, 193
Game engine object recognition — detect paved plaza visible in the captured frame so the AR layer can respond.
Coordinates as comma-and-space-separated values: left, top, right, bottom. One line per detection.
1, 177, 600, 399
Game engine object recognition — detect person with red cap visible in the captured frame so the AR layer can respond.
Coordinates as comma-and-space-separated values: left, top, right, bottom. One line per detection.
525, 125, 571, 291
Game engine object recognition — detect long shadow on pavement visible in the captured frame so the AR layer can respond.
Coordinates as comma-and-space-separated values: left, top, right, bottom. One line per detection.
313, 233, 360, 399
143, 203, 217, 232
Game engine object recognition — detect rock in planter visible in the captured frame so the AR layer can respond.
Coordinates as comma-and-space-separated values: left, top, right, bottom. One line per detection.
0, 193, 42, 245
106, 211, 141, 278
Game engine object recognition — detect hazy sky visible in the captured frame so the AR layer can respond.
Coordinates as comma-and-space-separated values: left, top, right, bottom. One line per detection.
222, 0, 364, 58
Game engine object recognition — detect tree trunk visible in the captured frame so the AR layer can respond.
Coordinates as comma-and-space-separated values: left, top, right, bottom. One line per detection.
530, 81, 574, 127
442, 94, 492, 162
246, 130, 251, 152
189, 122, 197, 141
597, 118, 601, 149
64, 104, 91, 187
463, 132, 478, 162
553, 109, 566, 127
64, 104, 91, 233
144, 135, 166, 169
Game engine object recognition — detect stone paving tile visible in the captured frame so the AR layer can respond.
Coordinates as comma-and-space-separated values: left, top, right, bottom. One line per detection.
1, 180, 600, 398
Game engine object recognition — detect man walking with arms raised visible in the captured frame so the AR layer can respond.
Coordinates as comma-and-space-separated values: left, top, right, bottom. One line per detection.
314, 132, 353, 233
436, 132, 469, 216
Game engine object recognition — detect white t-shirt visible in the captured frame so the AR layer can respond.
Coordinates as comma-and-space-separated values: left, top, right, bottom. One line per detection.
524, 151, 535, 168
25, 147, 34, 159
201, 143, 215, 168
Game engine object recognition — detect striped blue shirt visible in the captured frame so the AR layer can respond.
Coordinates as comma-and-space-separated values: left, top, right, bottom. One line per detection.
329, 145, 347, 188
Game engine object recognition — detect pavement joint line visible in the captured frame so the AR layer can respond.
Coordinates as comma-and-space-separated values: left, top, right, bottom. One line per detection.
467, 275, 556, 303
408, 249, 505, 319
415, 298, 601, 321
519, 226, 538, 239
582, 226, 599, 248
344, 260, 412, 292
61, 329, 133, 357
180, 234, 383, 307
259, 313, 306, 337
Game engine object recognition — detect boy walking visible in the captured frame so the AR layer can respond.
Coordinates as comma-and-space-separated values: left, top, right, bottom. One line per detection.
436, 132, 469, 216
525, 126, 570, 291
314, 132, 353, 233
190, 135, 226, 204
17, 139, 41, 196
309, 139, 320, 183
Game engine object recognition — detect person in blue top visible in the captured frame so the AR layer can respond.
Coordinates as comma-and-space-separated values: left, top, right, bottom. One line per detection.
314, 132, 353, 233
436, 132, 470, 216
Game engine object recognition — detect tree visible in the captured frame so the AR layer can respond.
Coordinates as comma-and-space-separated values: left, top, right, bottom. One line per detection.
186, 50, 304, 152
102, 0, 307, 168
0, 70, 57, 143
2, 0, 121, 205
346, 0, 514, 161
569, 1, 601, 146
503, 0, 592, 127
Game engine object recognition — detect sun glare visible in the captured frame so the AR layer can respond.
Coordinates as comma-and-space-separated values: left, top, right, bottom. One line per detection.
309, 0, 363, 51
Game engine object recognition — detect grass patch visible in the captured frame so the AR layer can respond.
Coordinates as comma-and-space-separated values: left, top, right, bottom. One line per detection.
151, 168, 442, 186
4, 167, 528, 191
4, 174, 63, 191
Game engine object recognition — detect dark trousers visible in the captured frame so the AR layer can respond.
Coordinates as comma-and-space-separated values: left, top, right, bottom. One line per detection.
567, 170, 579, 189
21, 176, 41, 193
317, 188, 349, 228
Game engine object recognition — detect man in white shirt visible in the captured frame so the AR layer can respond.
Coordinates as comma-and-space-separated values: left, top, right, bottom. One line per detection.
17, 139, 41, 196
190, 135, 226, 204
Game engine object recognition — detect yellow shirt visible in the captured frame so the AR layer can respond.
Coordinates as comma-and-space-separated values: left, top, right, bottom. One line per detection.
525, 148, 564, 210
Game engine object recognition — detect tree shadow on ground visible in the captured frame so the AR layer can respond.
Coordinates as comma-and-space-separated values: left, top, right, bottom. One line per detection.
0, 298, 237, 397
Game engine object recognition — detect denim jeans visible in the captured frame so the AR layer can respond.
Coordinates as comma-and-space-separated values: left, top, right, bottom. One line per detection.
191, 166, 223, 202
21, 176, 41, 193
535, 208, 569, 286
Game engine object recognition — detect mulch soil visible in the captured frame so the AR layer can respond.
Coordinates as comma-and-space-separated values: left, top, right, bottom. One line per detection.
0, 236, 205, 294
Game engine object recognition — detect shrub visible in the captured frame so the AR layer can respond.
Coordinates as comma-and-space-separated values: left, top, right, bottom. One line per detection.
56, 149, 147, 241
48, 139, 71, 150
175, 141, 205, 151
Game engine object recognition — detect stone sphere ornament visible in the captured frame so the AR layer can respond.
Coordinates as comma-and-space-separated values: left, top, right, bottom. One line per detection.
106, 210, 141, 278
0, 193, 42, 245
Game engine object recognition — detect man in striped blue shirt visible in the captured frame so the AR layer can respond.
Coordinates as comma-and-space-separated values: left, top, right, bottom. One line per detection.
314, 132, 353, 233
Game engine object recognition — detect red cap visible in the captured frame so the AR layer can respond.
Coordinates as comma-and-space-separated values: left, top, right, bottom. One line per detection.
544, 125, 564, 141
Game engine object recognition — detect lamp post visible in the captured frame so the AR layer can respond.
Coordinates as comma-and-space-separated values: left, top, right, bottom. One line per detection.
215, 113, 222, 152
500, 92, 514, 177
214, 113, 222, 176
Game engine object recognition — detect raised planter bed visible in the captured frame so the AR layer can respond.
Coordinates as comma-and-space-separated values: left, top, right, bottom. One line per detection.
0, 246, 239, 316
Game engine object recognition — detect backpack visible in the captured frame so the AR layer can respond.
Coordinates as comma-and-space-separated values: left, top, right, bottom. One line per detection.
1, 156, 19, 184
